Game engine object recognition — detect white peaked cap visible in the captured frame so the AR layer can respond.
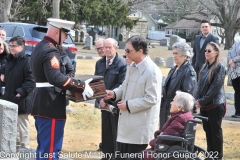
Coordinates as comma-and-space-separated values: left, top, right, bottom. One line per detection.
47, 18, 75, 32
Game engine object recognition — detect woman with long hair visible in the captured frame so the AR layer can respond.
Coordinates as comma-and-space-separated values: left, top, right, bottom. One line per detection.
0, 39, 9, 98
195, 42, 226, 160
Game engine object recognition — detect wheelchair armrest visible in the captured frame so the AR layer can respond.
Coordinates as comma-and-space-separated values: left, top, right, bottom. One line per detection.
190, 119, 202, 124
194, 115, 208, 121
157, 135, 188, 142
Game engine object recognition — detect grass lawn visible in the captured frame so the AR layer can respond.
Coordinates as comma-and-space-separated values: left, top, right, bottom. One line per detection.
29, 43, 239, 160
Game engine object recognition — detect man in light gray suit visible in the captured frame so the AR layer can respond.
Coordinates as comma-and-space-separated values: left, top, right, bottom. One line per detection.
105, 35, 162, 160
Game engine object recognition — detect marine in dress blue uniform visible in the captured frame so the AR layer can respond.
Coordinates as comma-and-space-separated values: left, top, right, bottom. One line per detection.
30, 18, 93, 160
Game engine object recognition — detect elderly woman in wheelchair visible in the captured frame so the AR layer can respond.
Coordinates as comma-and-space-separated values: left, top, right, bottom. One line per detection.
143, 91, 212, 160
143, 91, 195, 160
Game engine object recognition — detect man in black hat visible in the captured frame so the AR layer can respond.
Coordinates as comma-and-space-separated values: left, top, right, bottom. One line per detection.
30, 18, 94, 160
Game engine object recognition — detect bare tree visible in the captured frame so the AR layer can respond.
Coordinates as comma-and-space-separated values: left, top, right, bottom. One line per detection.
52, 0, 61, 18
161, 0, 240, 49
0, 0, 13, 22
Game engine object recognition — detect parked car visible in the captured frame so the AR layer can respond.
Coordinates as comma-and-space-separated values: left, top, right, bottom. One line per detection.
0, 22, 78, 71
97, 27, 105, 36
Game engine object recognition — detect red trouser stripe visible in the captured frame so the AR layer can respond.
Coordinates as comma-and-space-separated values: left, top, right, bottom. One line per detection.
49, 119, 56, 160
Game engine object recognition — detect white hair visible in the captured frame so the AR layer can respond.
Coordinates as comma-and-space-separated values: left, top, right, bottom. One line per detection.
172, 42, 193, 58
95, 38, 104, 44
175, 91, 195, 112
104, 38, 118, 47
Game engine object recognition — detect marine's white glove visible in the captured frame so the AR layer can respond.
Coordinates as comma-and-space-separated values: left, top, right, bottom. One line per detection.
82, 78, 94, 100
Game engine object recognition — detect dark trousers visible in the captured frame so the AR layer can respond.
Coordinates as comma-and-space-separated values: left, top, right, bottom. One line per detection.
117, 142, 148, 160
34, 116, 65, 160
102, 110, 119, 159
159, 100, 171, 129
200, 105, 224, 159
232, 77, 240, 115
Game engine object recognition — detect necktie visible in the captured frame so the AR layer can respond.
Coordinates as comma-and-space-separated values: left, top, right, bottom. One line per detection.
106, 59, 110, 69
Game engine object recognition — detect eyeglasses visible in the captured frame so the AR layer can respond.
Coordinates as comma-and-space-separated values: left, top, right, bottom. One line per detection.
204, 49, 212, 53
96, 47, 103, 51
123, 55, 126, 59
125, 48, 134, 53
9, 44, 20, 48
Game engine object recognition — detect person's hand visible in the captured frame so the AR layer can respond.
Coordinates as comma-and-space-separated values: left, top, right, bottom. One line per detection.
104, 90, 115, 100
82, 78, 94, 100
195, 101, 202, 108
16, 93, 21, 97
99, 98, 107, 108
1, 74, 4, 82
117, 100, 127, 111
229, 59, 236, 69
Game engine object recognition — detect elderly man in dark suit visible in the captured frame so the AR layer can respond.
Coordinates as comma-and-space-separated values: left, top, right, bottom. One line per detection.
192, 19, 219, 76
94, 38, 126, 160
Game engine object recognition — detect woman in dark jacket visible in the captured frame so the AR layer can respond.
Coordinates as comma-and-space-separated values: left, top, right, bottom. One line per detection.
160, 42, 197, 129
143, 91, 194, 160
0, 39, 9, 98
1, 36, 35, 148
195, 42, 225, 160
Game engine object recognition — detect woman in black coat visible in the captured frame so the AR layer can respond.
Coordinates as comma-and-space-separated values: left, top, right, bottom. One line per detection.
0, 39, 9, 98
160, 42, 197, 129
195, 42, 225, 160
1, 36, 35, 148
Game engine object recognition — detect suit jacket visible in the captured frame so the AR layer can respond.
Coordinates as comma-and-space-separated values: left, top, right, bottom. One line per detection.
192, 33, 219, 74
94, 53, 127, 107
113, 56, 162, 144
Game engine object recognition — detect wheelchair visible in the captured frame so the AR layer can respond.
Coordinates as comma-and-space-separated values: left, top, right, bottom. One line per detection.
150, 115, 214, 160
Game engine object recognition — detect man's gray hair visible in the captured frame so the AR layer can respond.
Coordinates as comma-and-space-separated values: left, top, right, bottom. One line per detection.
0, 28, 6, 33
175, 91, 195, 112
95, 38, 104, 44
104, 38, 118, 47
172, 42, 193, 58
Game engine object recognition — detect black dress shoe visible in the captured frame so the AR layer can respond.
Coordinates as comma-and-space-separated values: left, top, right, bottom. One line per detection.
232, 115, 240, 118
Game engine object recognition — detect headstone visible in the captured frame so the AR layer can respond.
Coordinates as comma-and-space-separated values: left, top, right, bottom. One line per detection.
85, 36, 93, 50
89, 30, 96, 45
166, 56, 175, 68
160, 38, 170, 46
168, 35, 186, 50
74, 30, 79, 42
154, 57, 165, 66
118, 41, 126, 49
77, 56, 84, 59
227, 75, 232, 86
0, 100, 18, 153
85, 55, 93, 59
119, 33, 123, 41
225, 92, 234, 101
80, 31, 84, 42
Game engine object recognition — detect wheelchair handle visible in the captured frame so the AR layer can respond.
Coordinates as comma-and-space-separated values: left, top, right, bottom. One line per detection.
194, 115, 208, 121
190, 119, 202, 124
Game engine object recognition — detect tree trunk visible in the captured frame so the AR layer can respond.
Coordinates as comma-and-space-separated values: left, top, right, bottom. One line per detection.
52, 0, 61, 18
0, 0, 12, 22
224, 29, 235, 50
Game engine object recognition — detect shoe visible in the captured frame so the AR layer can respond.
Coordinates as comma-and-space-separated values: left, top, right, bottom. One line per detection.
97, 142, 102, 151
231, 115, 240, 118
